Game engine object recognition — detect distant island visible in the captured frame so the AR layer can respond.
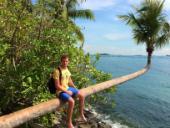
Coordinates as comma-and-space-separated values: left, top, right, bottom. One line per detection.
99, 53, 111, 56
91, 53, 169, 57
98, 53, 145, 57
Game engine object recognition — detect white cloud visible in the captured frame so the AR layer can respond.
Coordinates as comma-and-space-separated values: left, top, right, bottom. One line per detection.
104, 33, 131, 41
164, 0, 170, 11
79, 0, 116, 10
113, 16, 121, 21
154, 48, 170, 55
127, 0, 142, 6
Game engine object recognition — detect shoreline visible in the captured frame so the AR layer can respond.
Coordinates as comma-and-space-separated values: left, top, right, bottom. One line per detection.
54, 108, 112, 128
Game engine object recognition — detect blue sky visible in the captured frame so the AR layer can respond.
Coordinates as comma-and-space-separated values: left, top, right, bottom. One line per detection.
32, 0, 170, 55
76, 0, 170, 55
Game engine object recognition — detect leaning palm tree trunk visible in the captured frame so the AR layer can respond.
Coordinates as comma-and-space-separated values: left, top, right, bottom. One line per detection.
0, 65, 149, 128
147, 52, 152, 65
146, 47, 154, 65
81, 65, 149, 96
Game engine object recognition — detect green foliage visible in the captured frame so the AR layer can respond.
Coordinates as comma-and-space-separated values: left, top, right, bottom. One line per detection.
0, 0, 114, 127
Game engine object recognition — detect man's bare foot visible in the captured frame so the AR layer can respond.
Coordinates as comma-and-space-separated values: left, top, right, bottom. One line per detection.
68, 123, 74, 128
81, 115, 87, 122
76, 115, 87, 123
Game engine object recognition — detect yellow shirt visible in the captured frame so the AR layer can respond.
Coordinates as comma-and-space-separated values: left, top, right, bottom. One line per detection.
53, 67, 71, 92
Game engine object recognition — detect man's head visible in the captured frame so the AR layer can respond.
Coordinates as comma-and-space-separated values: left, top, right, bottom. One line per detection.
60, 55, 69, 68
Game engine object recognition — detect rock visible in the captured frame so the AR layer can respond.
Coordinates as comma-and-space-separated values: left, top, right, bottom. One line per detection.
53, 109, 112, 128
98, 122, 112, 128
78, 124, 93, 128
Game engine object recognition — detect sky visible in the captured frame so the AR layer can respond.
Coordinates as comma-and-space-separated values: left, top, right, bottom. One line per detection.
32, 0, 170, 55
75, 0, 170, 55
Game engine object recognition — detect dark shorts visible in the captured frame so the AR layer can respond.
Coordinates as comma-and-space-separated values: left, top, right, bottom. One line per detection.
59, 87, 79, 102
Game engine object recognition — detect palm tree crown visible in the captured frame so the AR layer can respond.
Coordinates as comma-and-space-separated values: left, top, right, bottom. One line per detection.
119, 0, 170, 65
63, 0, 95, 45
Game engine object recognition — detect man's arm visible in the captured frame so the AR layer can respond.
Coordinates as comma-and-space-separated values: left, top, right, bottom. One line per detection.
54, 79, 73, 95
68, 77, 76, 88
53, 69, 69, 93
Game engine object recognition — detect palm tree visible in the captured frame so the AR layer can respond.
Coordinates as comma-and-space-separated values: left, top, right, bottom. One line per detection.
63, 0, 95, 46
119, 0, 170, 66
43, 0, 94, 46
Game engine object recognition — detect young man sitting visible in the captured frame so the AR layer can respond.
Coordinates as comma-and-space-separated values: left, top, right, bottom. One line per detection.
53, 55, 87, 128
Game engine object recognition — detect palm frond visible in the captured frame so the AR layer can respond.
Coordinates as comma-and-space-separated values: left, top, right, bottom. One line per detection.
133, 29, 147, 45
156, 33, 170, 48
156, 22, 170, 48
66, 0, 78, 10
69, 20, 84, 45
118, 14, 133, 25
119, 13, 143, 30
118, 15, 130, 24
68, 9, 94, 20
162, 22, 170, 33
63, 0, 94, 47
74, 26, 84, 45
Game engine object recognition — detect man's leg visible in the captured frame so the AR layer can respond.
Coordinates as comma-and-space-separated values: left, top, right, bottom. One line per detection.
67, 87, 87, 122
77, 92, 87, 122
67, 97, 75, 128
59, 92, 75, 128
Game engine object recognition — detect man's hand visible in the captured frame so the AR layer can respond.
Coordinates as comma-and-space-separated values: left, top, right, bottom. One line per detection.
66, 90, 73, 96
72, 85, 76, 88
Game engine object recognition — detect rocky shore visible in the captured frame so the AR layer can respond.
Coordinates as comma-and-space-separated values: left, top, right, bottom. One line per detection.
54, 109, 112, 128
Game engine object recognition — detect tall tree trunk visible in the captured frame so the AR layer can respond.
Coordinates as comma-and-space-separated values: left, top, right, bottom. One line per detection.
147, 52, 152, 65
146, 47, 153, 66
9, 4, 25, 67
37, 18, 43, 40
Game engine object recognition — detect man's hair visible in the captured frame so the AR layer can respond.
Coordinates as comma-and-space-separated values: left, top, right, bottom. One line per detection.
61, 54, 69, 61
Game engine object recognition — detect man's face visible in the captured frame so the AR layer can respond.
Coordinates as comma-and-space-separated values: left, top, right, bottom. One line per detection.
61, 58, 69, 68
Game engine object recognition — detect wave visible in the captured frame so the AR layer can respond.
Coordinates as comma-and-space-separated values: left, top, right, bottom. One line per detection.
88, 108, 130, 128
103, 119, 129, 128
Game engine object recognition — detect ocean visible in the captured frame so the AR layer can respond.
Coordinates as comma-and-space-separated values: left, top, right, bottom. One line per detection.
95, 55, 170, 128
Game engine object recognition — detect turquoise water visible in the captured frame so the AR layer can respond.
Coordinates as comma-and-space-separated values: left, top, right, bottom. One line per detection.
95, 55, 170, 128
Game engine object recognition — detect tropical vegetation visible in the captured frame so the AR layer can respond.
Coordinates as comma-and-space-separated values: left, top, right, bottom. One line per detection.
0, 0, 112, 127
